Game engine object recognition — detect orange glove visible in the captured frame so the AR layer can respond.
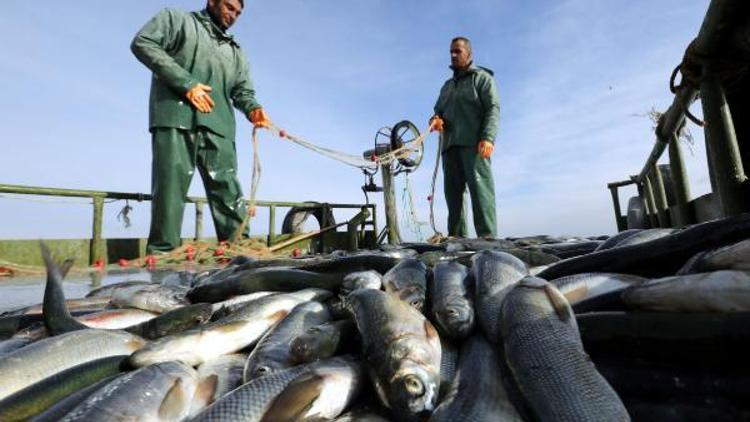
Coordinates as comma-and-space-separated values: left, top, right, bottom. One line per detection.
249, 108, 272, 128
185, 83, 215, 113
477, 140, 494, 159
429, 116, 444, 132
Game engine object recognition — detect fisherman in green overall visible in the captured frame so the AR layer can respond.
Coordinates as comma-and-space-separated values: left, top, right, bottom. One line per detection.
430, 37, 500, 238
131, 0, 271, 253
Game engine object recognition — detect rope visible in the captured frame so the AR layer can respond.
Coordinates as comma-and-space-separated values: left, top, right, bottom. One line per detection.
428, 133, 444, 238
232, 126, 262, 242
266, 123, 432, 170
401, 174, 428, 240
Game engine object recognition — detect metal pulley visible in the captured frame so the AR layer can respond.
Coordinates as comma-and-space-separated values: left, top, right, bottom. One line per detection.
390, 120, 424, 175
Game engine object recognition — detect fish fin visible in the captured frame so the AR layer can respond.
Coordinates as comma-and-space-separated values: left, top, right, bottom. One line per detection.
40, 242, 88, 335
424, 319, 439, 341
520, 276, 547, 288
194, 374, 219, 405
261, 373, 324, 422
158, 378, 190, 420
544, 284, 574, 323
562, 285, 589, 304
60, 258, 75, 279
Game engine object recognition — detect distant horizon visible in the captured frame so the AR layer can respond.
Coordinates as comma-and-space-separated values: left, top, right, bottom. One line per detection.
0, 1, 712, 241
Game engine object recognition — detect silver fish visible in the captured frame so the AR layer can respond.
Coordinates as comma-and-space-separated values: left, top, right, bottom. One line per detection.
346, 289, 441, 420
678, 239, 750, 274
431, 335, 523, 422
430, 262, 474, 340
193, 356, 363, 422
60, 361, 202, 421
500, 276, 629, 421
243, 301, 332, 381
471, 251, 528, 341
383, 258, 428, 311
129, 289, 331, 367
622, 270, 750, 312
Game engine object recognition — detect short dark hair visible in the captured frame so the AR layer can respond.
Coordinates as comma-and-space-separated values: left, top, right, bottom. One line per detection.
208, 0, 244, 8
451, 37, 472, 52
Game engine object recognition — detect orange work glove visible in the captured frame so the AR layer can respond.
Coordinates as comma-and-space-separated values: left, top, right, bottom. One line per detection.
429, 116, 444, 132
249, 108, 272, 128
477, 140, 494, 159
185, 83, 215, 113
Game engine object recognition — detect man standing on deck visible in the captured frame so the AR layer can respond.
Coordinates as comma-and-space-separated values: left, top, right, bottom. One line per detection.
131, 0, 271, 253
429, 37, 500, 238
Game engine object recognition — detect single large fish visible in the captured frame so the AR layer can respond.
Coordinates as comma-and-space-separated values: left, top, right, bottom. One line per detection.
290, 319, 356, 364
678, 238, 750, 274
500, 276, 629, 421
471, 250, 528, 341
430, 262, 474, 340
110, 284, 190, 313
538, 213, 750, 279
125, 302, 214, 340
382, 258, 428, 311
431, 335, 523, 422
0, 329, 145, 401
77, 308, 159, 329
187, 268, 342, 303
346, 289, 441, 421
130, 289, 331, 367
243, 301, 332, 381
0, 355, 126, 421
60, 361, 207, 422
622, 270, 750, 312
193, 356, 363, 422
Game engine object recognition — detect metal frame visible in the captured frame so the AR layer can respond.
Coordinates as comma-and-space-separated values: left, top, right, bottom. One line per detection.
607, 0, 749, 231
0, 183, 376, 264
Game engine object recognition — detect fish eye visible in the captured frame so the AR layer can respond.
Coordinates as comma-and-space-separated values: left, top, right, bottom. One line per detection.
403, 375, 425, 396
254, 366, 270, 377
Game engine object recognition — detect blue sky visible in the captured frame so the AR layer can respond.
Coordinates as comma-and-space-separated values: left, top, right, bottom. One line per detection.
0, 1, 711, 241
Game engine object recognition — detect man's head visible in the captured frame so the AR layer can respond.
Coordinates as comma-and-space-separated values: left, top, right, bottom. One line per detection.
207, 0, 244, 30
450, 37, 473, 71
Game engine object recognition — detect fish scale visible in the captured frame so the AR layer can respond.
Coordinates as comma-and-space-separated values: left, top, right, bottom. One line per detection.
193, 364, 309, 421
500, 277, 629, 421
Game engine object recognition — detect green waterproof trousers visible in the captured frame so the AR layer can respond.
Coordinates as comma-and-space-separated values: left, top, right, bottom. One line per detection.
147, 127, 248, 253
442, 146, 497, 238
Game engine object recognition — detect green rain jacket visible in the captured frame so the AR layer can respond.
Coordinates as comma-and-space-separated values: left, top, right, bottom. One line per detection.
434, 64, 500, 152
131, 8, 261, 140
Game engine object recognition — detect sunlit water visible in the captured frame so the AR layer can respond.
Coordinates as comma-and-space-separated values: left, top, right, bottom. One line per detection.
0, 269, 164, 313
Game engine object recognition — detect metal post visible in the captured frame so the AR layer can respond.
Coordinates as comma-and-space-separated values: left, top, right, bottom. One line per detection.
608, 186, 626, 232
642, 174, 659, 228
194, 201, 204, 241
319, 203, 331, 253
90, 197, 104, 265
381, 163, 401, 245
346, 207, 371, 251
667, 134, 693, 226
651, 163, 671, 227
700, 66, 748, 217
268, 205, 276, 246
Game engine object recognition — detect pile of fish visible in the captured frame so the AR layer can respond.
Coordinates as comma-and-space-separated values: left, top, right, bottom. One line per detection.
2, 213, 750, 421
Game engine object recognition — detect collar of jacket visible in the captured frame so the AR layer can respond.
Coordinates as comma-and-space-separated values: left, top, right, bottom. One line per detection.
194, 9, 240, 47
450, 62, 478, 80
